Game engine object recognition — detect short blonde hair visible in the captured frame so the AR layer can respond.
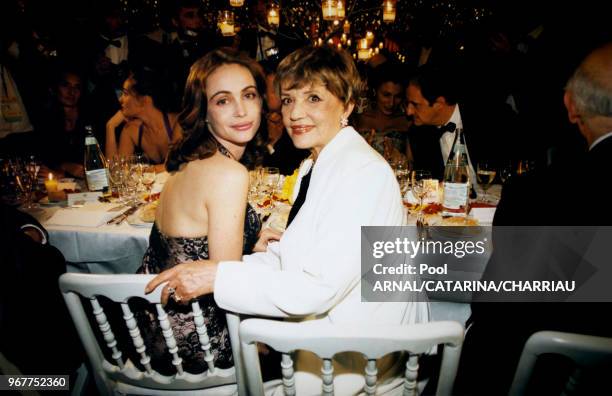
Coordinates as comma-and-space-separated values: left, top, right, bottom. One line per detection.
275, 46, 363, 107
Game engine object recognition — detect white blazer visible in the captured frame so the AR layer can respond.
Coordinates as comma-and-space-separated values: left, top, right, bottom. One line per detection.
215, 127, 430, 395
215, 126, 428, 324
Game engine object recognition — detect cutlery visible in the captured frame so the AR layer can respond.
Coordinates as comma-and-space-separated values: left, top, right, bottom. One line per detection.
106, 203, 144, 225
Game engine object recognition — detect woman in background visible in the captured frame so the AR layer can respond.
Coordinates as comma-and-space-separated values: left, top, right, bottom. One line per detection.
105, 67, 182, 167
37, 68, 90, 178
354, 62, 413, 165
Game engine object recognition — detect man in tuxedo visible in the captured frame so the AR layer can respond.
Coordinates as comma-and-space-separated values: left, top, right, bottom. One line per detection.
165, 0, 216, 104
456, 42, 612, 395
405, 65, 518, 183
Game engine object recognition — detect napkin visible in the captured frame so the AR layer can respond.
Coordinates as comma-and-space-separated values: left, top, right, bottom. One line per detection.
46, 203, 116, 227
470, 207, 496, 225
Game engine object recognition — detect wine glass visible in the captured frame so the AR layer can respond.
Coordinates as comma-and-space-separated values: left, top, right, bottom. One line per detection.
394, 160, 410, 197
476, 161, 496, 203
248, 167, 263, 203
263, 167, 280, 206
411, 169, 432, 223
141, 167, 156, 201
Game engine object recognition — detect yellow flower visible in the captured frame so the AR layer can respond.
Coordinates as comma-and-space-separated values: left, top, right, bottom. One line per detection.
279, 168, 299, 204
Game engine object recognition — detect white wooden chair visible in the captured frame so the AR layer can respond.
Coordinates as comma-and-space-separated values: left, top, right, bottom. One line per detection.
59, 273, 244, 396
509, 330, 612, 396
239, 319, 464, 396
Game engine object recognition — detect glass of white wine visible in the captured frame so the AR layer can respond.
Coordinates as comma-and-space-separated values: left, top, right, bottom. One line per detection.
411, 169, 432, 223
476, 161, 496, 203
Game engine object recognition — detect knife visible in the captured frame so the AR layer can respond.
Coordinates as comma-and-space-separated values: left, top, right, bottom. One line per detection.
107, 203, 144, 225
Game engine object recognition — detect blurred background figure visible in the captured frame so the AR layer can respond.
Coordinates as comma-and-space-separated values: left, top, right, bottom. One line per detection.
35, 66, 91, 179
105, 66, 181, 166
260, 61, 309, 175
353, 62, 413, 166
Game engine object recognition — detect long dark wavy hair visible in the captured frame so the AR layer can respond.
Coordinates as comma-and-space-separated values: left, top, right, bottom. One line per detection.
166, 48, 267, 172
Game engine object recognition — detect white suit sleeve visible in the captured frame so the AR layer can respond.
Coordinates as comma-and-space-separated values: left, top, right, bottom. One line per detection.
214, 160, 403, 317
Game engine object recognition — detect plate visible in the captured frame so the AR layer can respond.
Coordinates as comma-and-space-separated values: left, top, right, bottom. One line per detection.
38, 196, 67, 206
127, 207, 154, 228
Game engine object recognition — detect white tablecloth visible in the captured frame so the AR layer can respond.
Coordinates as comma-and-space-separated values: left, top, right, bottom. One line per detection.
32, 206, 151, 274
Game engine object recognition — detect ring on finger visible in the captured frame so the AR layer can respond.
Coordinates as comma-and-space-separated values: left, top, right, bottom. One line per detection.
173, 293, 182, 302
167, 286, 176, 295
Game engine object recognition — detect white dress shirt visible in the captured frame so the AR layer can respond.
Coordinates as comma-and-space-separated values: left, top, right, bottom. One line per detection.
590, 131, 612, 151
102, 34, 128, 65
439, 104, 478, 191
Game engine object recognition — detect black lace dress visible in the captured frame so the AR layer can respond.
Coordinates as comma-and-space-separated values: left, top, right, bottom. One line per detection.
134, 145, 261, 375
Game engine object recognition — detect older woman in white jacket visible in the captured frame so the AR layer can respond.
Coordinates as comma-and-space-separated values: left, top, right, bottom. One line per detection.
146, 46, 429, 394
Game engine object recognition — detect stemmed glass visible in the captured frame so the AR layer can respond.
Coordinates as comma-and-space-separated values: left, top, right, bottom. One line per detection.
248, 167, 263, 203
141, 163, 156, 201
394, 160, 410, 197
476, 161, 496, 203
411, 169, 432, 224
263, 167, 280, 207
14, 157, 40, 210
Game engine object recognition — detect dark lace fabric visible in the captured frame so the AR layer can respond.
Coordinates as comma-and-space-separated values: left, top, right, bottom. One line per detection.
133, 143, 261, 375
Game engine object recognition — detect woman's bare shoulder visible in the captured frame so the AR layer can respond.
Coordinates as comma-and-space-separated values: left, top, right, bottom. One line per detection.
187, 152, 248, 181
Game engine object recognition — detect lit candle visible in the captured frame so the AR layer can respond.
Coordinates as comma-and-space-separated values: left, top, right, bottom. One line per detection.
229, 0, 244, 6
358, 38, 369, 50
44, 173, 58, 192
343, 20, 350, 34
366, 31, 374, 45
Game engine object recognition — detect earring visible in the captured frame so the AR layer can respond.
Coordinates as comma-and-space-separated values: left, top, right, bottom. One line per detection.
340, 116, 349, 127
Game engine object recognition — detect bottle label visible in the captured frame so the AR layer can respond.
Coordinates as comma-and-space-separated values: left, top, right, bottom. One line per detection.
442, 182, 468, 216
85, 137, 97, 145
85, 168, 109, 191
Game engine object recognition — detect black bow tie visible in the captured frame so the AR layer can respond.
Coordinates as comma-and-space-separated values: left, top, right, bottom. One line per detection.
436, 122, 456, 139
440, 122, 456, 133
103, 37, 122, 48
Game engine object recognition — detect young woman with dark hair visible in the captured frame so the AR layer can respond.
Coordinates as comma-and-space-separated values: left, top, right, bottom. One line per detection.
105, 67, 182, 165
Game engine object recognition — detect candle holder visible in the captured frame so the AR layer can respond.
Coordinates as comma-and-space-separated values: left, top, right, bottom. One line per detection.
218, 10, 235, 36
343, 20, 351, 34
382, 0, 397, 23
358, 38, 372, 60
322, 0, 338, 21
267, 4, 280, 27
337, 0, 345, 18
229, 0, 244, 6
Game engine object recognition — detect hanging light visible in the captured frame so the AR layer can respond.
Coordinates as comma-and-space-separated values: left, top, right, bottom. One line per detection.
322, 0, 338, 21
382, 0, 397, 23
337, 1, 345, 19
358, 38, 371, 60
229, 0, 244, 6
218, 10, 235, 36
267, 4, 280, 27
343, 20, 351, 34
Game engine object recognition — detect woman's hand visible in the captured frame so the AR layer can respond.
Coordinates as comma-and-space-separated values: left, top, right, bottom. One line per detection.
145, 260, 219, 305
253, 228, 282, 252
